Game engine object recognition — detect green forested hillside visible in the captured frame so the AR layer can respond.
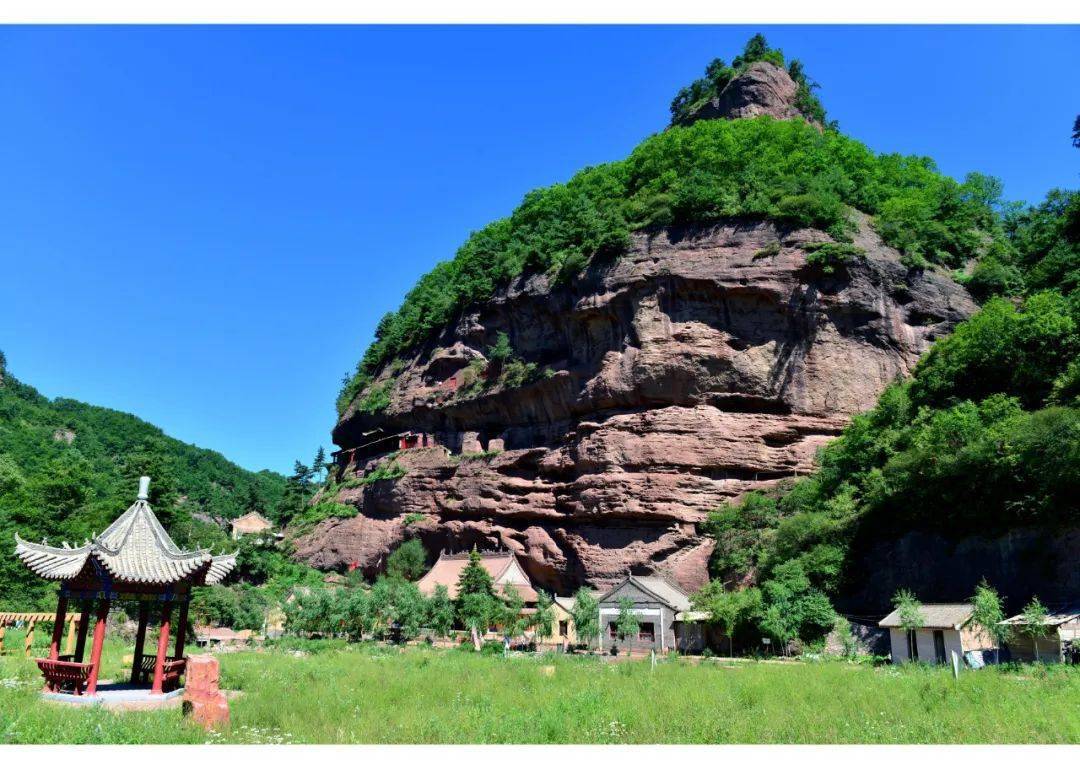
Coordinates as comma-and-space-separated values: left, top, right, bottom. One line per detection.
698, 185, 1080, 644
0, 361, 289, 609
337, 35, 1006, 414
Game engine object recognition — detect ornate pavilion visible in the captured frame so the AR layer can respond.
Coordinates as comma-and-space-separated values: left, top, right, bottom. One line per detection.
13, 476, 236, 699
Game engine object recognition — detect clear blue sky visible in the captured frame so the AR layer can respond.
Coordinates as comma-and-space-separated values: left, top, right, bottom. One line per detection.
1, 25, 1077, 474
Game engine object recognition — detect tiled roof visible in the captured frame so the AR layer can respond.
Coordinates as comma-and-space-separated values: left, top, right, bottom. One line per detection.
631, 576, 693, 611
416, 550, 538, 601
879, 603, 974, 629
15, 486, 236, 587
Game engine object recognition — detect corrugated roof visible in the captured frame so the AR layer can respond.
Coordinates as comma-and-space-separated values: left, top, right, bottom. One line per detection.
416, 551, 537, 601
14, 489, 236, 587
879, 603, 973, 629
1001, 604, 1080, 627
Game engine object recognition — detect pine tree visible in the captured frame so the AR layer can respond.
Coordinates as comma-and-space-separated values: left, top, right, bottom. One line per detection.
456, 548, 497, 650
456, 548, 494, 597
312, 447, 327, 482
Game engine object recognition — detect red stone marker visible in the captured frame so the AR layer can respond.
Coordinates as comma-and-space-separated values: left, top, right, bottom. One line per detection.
181, 654, 230, 730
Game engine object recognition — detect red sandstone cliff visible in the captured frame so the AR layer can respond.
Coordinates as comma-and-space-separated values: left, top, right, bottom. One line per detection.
296, 214, 976, 592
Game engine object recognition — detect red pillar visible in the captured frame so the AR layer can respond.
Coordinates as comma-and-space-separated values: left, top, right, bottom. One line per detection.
173, 601, 190, 660
48, 594, 68, 660
151, 600, 172, 695
130, 602, 150, 685
73, 600, 91, 662
85, 597, 111, 696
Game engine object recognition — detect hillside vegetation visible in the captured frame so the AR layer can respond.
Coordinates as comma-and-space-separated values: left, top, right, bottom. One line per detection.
337, 35, 1006, 414
699, 185, 1080, 641
0, 362, 290, 609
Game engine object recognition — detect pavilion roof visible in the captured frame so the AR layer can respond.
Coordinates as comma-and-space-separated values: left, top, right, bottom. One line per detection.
14, 478, 236, 587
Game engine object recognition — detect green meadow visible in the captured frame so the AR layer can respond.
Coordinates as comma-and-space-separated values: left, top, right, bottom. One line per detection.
0, 635, 1077, 744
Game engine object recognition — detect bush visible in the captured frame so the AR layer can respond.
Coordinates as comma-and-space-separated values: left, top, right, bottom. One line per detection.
803, 242, 866, 274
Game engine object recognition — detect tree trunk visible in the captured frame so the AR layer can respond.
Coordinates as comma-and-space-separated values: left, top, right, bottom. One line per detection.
471, 624, 482, 652
729, 634, 734, 659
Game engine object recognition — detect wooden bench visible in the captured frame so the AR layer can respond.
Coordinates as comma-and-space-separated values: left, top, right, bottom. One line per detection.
35, 658, 93, 694
136, 655, 186, 692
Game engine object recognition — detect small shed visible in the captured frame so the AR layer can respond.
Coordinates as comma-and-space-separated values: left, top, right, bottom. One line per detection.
597, 575, 704, 654
1001, 604, 1080, 663
879, 603, 992, 664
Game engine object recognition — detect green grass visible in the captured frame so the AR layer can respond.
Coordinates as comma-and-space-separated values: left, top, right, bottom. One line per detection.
1, 638, 1077, 744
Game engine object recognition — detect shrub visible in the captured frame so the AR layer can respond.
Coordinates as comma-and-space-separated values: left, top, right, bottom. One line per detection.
803, 242, 866, 274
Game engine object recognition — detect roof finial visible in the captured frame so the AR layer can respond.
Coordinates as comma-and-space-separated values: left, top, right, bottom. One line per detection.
137, 476, 151, 501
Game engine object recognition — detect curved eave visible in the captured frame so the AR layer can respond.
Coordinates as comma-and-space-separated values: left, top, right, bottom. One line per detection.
204, 553, 238, 586
13, 534, 91, 581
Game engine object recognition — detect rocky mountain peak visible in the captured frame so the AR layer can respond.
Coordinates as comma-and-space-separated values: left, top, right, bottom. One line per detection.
677, 61, 809, 126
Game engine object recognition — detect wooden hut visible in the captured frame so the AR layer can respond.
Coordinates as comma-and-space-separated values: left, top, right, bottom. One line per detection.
1001, 604, 1080, 663
13, 476, 236, 697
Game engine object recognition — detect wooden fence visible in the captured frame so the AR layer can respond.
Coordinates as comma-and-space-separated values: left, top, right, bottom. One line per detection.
0, 612, 83, 657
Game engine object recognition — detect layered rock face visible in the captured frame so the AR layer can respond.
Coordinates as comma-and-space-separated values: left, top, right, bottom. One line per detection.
297, 217, 976, 593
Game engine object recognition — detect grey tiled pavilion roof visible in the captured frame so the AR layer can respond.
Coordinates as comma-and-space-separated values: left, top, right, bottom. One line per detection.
14, 494, 236, 587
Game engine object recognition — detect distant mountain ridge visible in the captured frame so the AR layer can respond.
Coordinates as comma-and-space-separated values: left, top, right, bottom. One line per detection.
0, 355, 286, 608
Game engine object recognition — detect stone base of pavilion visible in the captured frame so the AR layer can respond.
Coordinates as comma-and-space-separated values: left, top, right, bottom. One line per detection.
41, 680, 185, 711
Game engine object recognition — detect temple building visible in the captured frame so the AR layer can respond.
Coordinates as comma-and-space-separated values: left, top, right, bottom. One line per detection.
13, 476, 236, 702
416, 550, 538, 604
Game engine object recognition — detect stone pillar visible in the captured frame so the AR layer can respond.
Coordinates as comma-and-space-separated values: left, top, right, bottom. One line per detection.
461, 431, 483, 454
182, 654, 230, 730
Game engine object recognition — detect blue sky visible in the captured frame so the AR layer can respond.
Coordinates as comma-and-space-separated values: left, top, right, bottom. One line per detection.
0, 25, 1077, 474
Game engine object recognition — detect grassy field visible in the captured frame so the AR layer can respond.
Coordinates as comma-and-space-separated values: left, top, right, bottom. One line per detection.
0, 634, 1077, 744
